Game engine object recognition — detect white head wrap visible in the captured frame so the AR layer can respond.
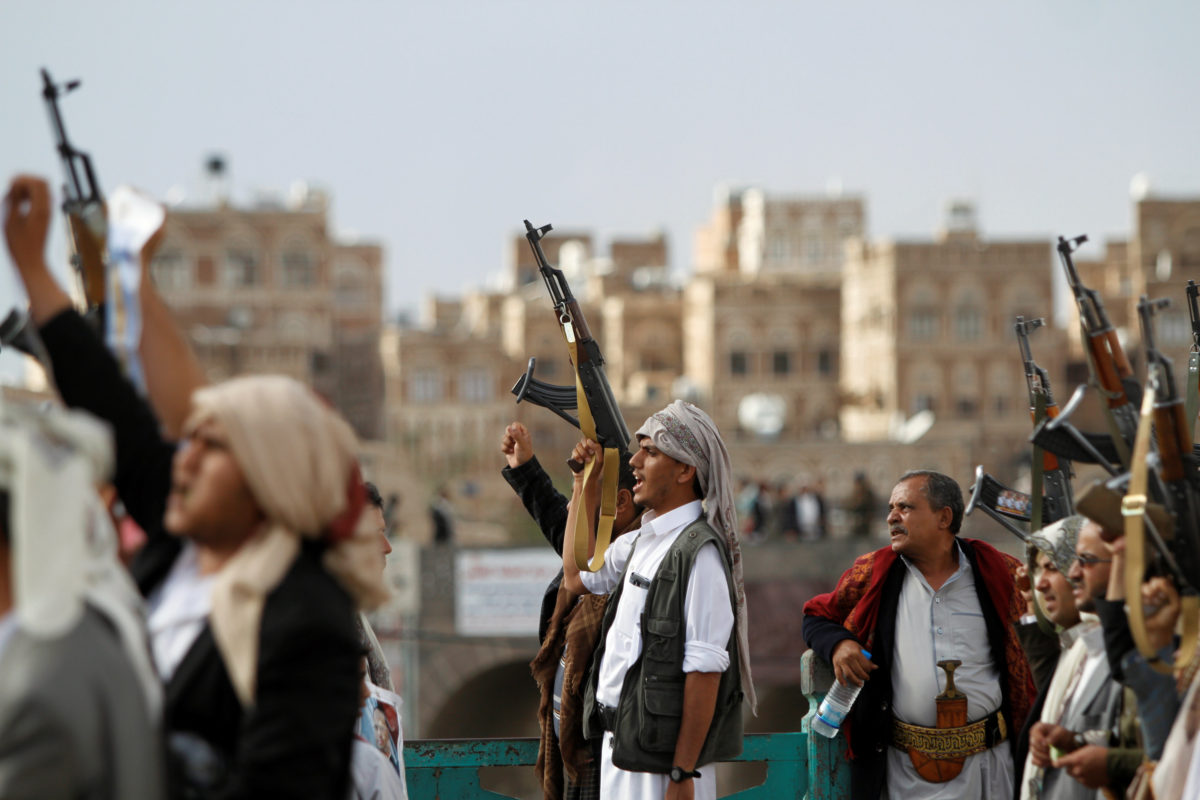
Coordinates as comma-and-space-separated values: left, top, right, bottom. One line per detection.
635, 399, 756, 714
186, 375, 389, 707
0, 396, 161, 717
1029, 515, 1085, 576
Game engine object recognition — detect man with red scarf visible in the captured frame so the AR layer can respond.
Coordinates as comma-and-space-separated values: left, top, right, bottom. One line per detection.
803, 470, 1035, 799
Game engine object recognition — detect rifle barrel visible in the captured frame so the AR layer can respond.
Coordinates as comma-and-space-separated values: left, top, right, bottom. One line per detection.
1187, 280, 1199, 346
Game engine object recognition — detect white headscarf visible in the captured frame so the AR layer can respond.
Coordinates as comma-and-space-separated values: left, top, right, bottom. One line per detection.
0, 396, 161, 717
635, 399, 756, 714
187, 375, 389, 707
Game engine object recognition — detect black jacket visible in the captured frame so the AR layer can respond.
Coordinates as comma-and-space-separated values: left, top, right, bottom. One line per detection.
501, 457, 568, 643
41, 309, 360, 800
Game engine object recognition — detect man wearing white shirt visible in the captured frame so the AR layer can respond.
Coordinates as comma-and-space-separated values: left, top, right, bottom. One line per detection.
561, 400, 755, 800
803, 470, 1035, 800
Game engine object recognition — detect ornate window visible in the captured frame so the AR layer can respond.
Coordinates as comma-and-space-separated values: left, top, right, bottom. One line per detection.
223, 243, 259, 287
150, 249, 191, 290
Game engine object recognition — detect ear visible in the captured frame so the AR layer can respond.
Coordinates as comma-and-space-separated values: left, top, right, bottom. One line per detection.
616, 488, 634, 515
936, 505, 953, 532
676, 462, 697, 486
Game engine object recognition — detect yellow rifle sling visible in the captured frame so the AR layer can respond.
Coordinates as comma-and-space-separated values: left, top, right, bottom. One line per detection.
1122, 380, 1200, 674
567, 337, 620, 573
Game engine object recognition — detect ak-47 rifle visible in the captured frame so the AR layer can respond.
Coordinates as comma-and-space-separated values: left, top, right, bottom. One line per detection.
1121, 296, 1200, 673
511, 220, 631, 572
1186, 279, 1199, 437
1015, 315, 1073, 523
1136, 296, 1200, 588
41, 68, 107, 315
511, 220, 631, 465
1057, 235, 1140, 466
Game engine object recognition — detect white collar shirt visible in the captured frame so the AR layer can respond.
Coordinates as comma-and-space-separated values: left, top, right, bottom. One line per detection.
580, 500, 734, 710
884, 540, 1012, 800
0, 611, 16, 663
146, 542, 216, 681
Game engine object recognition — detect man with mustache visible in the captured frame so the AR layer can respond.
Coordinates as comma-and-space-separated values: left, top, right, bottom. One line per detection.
803, 470, 1034, 799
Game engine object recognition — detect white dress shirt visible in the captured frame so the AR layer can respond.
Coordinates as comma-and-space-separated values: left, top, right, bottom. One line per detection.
580, 500, 734, 800
347, 738, 407, 800
884, 541, 1013, 800
145, 542, 215, 681
0, 612, 16, 664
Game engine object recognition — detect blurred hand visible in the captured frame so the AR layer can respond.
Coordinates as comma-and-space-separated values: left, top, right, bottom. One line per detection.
1141, 576, 1181, 652
1030, 722, 1074, 768
3, 175, 52, 274
831, 639, 876, 688
665, 776, 694, 800
1015, 564, 1035, 616
1053, 745, 1110, 789
500, 422, 534, 469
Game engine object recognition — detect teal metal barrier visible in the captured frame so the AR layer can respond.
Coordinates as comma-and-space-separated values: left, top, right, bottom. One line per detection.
405, 650, 850, 799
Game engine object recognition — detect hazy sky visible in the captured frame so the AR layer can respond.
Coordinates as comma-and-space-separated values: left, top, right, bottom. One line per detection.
2, 1, 1198, 361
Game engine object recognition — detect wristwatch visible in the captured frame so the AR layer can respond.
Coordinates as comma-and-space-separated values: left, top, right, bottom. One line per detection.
669, 766, 701, 783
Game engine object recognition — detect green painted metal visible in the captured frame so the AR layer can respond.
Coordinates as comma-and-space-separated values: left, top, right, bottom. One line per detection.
405, 650, 848, 799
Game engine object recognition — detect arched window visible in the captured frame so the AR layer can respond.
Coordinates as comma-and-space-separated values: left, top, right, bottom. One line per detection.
954, 289, 984, 341
223, 232, 261, 288
335, 258, 371, 310
907, 285, 939, 341
280, 235, 318, 288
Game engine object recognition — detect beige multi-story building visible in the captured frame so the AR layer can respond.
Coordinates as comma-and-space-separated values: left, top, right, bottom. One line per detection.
381, 228, 682, 520
1060, 194, 1198, 394
694, 185, 865, 280
381, 304, 520, 485
149, 185, 385, 439
1129, 197, 1199, 364
839, 202, 1067, 477
684, 274, 841, 443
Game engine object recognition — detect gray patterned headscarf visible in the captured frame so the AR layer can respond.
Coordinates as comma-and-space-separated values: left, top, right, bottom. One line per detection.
1029, 514, 1085, 575
635, 400, 756, 714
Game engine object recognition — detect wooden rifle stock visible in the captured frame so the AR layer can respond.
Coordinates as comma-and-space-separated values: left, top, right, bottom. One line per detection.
1087, 328, 1135, 409
1037, 404, 1061, 472
66, 213, 108, 310
1138, 294, 1200, 589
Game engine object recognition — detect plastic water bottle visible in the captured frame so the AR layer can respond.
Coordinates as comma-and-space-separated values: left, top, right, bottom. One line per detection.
811, 648, 872, 738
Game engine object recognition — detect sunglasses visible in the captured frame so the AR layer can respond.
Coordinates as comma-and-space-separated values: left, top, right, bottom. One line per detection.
1074, 553, 1113, 567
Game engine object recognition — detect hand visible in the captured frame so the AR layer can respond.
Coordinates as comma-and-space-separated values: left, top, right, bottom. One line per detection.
1141, 576, 1181, 652
1106, 535, 1126, 601
1015, 564, 1035, 616
569, 438, 604, 497
3, 175, 53, 275
500, 422, 534, 469
1029, 722, 1075, 767
831, 639, 876, 688
1052, 744, 1110, 789
665, 776, 694, 800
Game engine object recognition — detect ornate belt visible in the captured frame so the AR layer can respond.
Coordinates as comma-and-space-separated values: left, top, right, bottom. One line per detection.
890, 709, 1008, 760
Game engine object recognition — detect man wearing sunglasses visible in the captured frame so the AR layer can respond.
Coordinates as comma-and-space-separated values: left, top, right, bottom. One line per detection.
1023, 519, 1140, 799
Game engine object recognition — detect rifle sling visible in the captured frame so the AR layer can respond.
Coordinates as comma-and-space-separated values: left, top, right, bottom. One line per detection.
567, 337, 620, 573
1122, 380, 1200, 675
1187, 347, 1199, 441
